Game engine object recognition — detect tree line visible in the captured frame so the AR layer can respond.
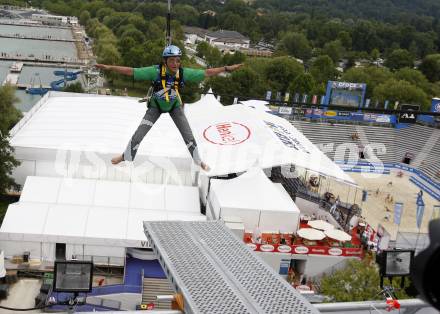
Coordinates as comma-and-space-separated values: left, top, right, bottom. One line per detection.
2, 0, 440, 109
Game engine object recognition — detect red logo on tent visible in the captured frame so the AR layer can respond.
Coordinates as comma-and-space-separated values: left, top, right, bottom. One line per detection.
203, 122, 251, 145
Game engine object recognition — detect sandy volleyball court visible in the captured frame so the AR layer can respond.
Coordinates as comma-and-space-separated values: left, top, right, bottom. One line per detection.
318, 169, 438, 239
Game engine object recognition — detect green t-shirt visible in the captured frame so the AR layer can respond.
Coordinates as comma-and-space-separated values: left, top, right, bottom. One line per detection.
133, 66, 205, 112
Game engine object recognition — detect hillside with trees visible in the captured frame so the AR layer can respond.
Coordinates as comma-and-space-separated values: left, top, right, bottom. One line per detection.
1, 0, 440, 109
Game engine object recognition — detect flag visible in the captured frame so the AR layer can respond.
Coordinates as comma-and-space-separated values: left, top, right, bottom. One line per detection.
432, 205, 440, 220
265, 91, 272, 100
362, 190, 368, 202
416, 195, 425, 229
365, 99, 370, 108
394, 202, 403, 225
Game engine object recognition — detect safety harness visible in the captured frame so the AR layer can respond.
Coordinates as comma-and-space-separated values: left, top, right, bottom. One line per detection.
150, 64, 184, 112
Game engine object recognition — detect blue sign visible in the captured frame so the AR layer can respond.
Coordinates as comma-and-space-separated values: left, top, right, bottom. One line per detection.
431, 98, 440, 113
416, 204, 425, 229
394, 202, 403, 225
324, 81, 367, 108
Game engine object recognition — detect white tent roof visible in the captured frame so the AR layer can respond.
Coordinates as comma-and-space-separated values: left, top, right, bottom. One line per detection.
0, 176, 204, 247
185, 94, 355, 184
9, 92, 191, 160
239, 100, 272, 112
10, 91, 354, 184
210, 168, 300, 213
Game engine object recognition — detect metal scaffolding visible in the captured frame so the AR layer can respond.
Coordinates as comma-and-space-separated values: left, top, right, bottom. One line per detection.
144, 221, 319, 314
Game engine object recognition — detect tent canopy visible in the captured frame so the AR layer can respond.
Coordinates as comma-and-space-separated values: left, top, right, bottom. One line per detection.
0, 176, 204, 247
9, 92, 192, 162
210, 168, 300, 213
185, 94, 355, 184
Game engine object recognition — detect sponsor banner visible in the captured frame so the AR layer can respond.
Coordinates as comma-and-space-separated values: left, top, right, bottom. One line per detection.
264, 121, 311, 153
409, 177, 440, 201
418, 172, 440, 191
432, 205, 440, 220
399, 104, 419, 123
294, 246, 309, 254
324, 110, 337, 117
394, 202, 404, 225
416, 204, 425, 229
338, 111, 351, 117
330, 81, 366, 91
277, 245, 292, 253
341, 167, 390, 174
203, 122, 251, 146
247, 243, 363, 257
278, 106, 293, 115
304, 110, 392, 123
431, 98, 440, 113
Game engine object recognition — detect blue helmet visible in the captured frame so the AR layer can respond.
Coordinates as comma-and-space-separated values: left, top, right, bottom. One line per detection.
162, 45, 182, 58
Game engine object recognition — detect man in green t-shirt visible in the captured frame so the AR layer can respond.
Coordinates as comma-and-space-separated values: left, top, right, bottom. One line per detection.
96, 45, 242, 171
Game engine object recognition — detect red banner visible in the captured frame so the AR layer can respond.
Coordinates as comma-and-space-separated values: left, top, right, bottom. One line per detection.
246, 243, 363, 257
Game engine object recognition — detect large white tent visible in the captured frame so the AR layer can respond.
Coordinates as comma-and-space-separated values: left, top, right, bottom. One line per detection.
185, 93, 355, 184
0, 176, 204, 264
208, 168, 300, 233
9, 92, 194, 187
10, 91, 354, 188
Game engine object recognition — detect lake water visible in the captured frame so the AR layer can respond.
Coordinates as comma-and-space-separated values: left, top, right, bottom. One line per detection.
0, 37, 77, 59
0, 19, 82, 112
0, 24, 73, 40
15, 89, 43, 112
1, 61, 83, 112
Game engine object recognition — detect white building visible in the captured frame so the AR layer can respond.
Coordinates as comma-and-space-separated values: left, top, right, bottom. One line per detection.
31, 13, 78, 25
205, 30, 250, 51
183, 26, 208, 45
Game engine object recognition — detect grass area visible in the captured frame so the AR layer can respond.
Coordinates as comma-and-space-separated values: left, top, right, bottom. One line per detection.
107, 78, 147, 97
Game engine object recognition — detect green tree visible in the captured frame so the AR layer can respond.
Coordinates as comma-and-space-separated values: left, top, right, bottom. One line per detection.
321, 259, 412, 302
264, 57, 304, 92
337, 31, 352, 49
323, 40, 344, 63
321, 260, 381, 302
370, 48, 380, 61
385, 49, 414, 70
196, 41, 210, 59
277, 32, 312, 61
373, 79, 429, 110
0, 86, 21, 192
223, 51, 246, 66
394, 68, 431, 95
288, 73, 316, 94
174, 4, 199, 26
0, 85, 21, 134
79, 10, 91, 27
310, 55, 337, 84
63, 82, 84, 93
342, 66, 393, 99
419, 54, 440, 82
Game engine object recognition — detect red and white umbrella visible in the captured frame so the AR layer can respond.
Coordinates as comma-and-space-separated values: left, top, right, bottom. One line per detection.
324, 229, 352, 242
297, 228, 326, 240
308, 220, 334, 231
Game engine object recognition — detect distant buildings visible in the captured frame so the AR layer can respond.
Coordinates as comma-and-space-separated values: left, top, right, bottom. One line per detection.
31, 13, 78, 26
184, 26, 273, 56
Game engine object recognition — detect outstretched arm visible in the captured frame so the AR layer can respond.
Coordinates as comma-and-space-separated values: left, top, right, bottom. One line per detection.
95, 64, 133, 76
205, 63, 243, 77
